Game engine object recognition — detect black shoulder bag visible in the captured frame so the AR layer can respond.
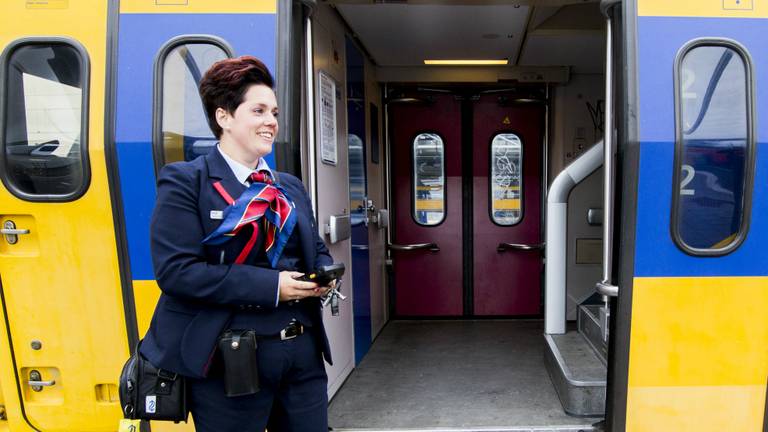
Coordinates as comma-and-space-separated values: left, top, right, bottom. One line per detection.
119, 343, 188, 422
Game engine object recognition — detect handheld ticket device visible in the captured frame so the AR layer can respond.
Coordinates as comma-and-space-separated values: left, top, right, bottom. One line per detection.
300, 263, 345, 286
300, 264, 346, 315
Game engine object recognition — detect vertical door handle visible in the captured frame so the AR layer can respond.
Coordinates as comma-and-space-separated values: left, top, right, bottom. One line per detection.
597, 2, 620, 298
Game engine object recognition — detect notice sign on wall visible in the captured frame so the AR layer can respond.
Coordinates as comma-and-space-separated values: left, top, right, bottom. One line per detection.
319, 71, 337, 166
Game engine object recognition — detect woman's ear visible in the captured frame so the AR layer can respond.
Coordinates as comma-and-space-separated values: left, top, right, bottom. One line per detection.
215, 107, 230, 132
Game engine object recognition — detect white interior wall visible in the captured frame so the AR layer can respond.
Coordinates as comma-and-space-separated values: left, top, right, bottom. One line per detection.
312, 3, 355, 399
549, 73, 605, 320
549, 74, 605, 183
566, 168, 603, 319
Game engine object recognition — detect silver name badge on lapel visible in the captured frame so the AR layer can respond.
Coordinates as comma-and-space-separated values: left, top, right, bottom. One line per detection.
210, 210, 224, 220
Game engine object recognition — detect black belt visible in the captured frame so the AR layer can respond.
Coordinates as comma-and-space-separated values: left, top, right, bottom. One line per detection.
259, 321, 305, 341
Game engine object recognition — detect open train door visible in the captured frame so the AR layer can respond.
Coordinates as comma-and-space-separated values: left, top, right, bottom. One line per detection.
610, 1, 768, 430
0, 2, 131, 430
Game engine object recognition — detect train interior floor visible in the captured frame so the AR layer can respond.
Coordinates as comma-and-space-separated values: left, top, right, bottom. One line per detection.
328, 320, 602, 431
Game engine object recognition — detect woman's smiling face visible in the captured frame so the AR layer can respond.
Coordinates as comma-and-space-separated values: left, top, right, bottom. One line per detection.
219, 83, 279, 163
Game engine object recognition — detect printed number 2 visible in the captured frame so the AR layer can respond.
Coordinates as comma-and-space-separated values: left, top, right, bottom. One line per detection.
680, 164, 695, 196
145, 395, 157, 414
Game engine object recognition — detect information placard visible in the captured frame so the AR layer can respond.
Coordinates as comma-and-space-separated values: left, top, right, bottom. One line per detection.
318, 71, 337, 166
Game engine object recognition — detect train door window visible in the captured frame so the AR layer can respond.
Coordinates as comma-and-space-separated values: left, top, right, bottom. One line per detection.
349, 133, 366, 226
154, 37, 232, 169
413, 132, 445, 225
673, 40, 754, 255
490, 133, 523, 225
1, 40, 89, 200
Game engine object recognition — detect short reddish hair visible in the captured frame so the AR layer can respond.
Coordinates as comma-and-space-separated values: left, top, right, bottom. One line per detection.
199, 55, 275, 138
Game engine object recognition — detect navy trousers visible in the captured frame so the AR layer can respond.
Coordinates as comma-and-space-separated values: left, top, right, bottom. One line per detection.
187, 331, 328, 432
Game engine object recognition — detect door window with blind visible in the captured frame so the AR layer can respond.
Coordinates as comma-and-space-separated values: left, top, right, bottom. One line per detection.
154, 37, 232, 170
672, 40, 754, 255
1, 40, 89, 200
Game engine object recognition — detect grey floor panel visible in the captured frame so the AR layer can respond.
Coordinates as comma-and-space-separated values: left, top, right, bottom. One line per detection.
328, 320, 601, 430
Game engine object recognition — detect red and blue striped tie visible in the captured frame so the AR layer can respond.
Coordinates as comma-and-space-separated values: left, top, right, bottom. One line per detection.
203, 171, 297, 267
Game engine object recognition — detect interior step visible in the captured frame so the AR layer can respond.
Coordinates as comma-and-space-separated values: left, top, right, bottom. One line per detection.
543, 333, 606, 417
577, 304, 607, 365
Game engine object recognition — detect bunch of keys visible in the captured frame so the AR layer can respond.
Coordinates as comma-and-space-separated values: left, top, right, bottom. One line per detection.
322, 278, 347, 316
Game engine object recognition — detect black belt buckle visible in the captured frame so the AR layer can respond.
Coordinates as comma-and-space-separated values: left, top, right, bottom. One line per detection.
280, 322, 303, 340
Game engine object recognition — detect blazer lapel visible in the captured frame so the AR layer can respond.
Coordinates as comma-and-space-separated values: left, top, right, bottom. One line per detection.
205, 148, 246, 203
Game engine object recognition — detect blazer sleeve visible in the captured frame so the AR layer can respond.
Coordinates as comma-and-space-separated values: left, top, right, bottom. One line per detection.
150, 163, 280, 308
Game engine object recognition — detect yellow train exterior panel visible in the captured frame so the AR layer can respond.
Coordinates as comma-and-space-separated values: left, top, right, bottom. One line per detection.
0, 1, 128, 430
626, 276, 768, 431
627, 385, 766, 431
639, 0, 768, 18
120, 0, 276, 14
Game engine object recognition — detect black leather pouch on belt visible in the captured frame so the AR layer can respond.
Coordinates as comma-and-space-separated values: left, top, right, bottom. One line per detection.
217, 330, 260, 397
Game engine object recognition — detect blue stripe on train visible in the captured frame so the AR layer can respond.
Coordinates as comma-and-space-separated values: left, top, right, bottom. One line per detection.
635, 16, 768, 277
634, 141, 768, 277
115, 13, 276, 280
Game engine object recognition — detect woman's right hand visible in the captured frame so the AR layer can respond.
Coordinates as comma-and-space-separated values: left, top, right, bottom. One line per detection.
278, 271, 321, 302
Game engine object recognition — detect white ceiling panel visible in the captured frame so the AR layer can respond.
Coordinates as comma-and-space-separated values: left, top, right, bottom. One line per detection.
335, 4, 530, 66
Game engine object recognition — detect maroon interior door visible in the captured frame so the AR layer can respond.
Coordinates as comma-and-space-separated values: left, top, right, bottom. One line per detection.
390, 94, 463, 316
472, 96, 544, 315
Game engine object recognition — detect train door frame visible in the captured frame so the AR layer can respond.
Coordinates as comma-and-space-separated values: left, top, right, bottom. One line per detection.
304, 1, 357, 397
606, 0, 636, 429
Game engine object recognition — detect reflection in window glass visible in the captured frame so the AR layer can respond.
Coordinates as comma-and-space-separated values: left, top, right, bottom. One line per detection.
676, 44, 750, 251
348, 134, 367, 227
161, 43, 228, 164
413, 133, 444, 225
491, 133, 523, 225
3, 44, 85, 196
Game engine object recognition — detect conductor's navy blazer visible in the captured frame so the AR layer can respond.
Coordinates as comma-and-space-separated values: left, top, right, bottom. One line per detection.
140, 149, 333, 378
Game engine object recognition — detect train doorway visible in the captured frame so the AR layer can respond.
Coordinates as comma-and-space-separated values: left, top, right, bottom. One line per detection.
313, 1, 609, 429
389, 89, 545, 317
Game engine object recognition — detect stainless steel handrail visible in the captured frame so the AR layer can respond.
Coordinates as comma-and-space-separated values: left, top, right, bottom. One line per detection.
596, 2, 619, 298
497, 242, 545, 252
389, 243, 439, 252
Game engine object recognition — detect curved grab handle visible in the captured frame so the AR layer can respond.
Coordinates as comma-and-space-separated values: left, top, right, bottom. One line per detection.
389, 242, 439, 252
596, 280, 618, 297
497, 242, 545, 253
